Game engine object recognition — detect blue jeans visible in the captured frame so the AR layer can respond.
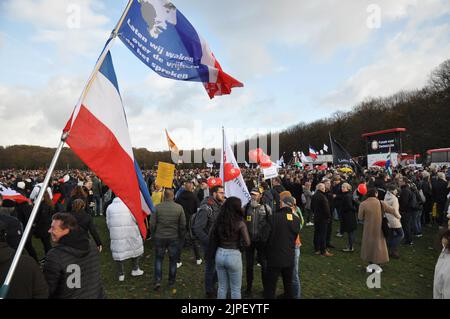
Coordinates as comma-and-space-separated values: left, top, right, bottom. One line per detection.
202, 241, 217, 294
387, 228, 404, 249
292, 246, 301, 299
154, 238, 179, 286
412, 210, 422, 235
215, 247, 243, 299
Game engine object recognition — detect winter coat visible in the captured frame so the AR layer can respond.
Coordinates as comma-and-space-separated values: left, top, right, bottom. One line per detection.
34, 202, 54, 239
265, 207, 300, 268
0, 214, 22, 249
311, 190, 331, 224
399, 185, 415, 213
106, 198, 143, 261
432, 179, 449, 206
434, 249, 450, 299
358, 197, 396, 264
71, 210, 102, 247
301, 187, 313, 210
384, 192, 402, 229
244, 202, 272, 242
43, 230, 104, 299
340, 192, 357, 233
151, 200, 186, 240
175, 190, 199, 220
0, 242, 48, 299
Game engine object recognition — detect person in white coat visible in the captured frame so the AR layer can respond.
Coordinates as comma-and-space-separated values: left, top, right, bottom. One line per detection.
384, 185, 404, 259
434, 230, 450, 299
106, 197, 144, 281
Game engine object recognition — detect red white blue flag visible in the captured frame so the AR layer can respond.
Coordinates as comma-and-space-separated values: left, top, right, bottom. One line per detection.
117, 0, 243, 98
63, 50, 154, 238
309, 146, 318, 160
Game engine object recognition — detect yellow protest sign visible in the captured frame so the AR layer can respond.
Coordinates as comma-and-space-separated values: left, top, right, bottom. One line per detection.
155, 162, 175, 188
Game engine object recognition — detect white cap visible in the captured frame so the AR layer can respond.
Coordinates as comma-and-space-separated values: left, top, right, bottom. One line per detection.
63, 174, 70, 183
17, 181, 26, 190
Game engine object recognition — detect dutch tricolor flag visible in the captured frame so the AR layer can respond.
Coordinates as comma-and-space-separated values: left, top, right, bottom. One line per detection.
63, 50, 154, 238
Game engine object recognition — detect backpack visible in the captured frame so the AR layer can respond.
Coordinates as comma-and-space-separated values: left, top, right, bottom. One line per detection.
190, 203, 212, 240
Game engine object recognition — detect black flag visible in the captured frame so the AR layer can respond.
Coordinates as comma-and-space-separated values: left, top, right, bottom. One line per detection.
329, 133, 364, 176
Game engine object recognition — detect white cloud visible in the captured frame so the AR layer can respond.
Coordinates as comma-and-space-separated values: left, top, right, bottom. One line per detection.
322, 21, 450, 108
187, 0, 423, 77
4, 0, 110, 57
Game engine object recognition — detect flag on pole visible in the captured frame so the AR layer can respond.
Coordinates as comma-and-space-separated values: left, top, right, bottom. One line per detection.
0, 183, 30, 204
309, 146, 318, 160
220, 128, 251, 206
63, 51, 154, 238
300, 152, 309, 164
323, 144, 329, 152
117, 0, 243, 98
385, 148, 393, 177
165, 128, 179, 153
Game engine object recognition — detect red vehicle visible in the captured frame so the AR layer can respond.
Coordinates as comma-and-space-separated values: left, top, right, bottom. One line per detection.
426, 148, 450, 167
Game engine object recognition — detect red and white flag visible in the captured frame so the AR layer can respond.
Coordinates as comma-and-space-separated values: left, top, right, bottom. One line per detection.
63, 49, 154, 238
0, 183, 30, 204
309, 146, 318, 160
220, 129, 250, 206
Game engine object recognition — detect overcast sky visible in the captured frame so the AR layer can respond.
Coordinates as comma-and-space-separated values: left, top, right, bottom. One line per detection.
1, 0, 449, 151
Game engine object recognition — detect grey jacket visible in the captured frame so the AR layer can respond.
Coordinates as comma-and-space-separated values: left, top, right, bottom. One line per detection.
302, 187, 313, 210
192, 196, 221, 244
151, 200, 186, 240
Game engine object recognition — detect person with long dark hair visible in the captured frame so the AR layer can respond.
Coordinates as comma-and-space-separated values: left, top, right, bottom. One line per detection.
209, 197, 250, 299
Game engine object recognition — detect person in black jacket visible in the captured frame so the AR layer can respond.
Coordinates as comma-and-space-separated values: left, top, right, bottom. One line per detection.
311, 183, 333, 256
34, 192, 54, 255
339, 183, 357, 252
0, 195, 22, 249
43, 213, 104, 299
69, 199, 102, 252
419, 172, 433, 225
272, 178, 286, 211
432, 172, 449, 226
14, 198, 39, 262
399, 178, 415, 245
0, 221, 48, 299
264, 196, 300, 299
192, 185, 225, 298
175, 181, 201, 266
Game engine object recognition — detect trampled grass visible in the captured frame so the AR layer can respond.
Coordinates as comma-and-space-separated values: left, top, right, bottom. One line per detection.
33, 218, 441, 299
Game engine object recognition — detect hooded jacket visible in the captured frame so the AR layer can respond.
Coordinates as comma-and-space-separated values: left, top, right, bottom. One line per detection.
43, 230, 104, 299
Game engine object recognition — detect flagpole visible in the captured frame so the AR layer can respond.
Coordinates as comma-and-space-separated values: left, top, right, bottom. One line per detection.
0, 0, 135, 299
220, 126, 225, 183
328, 132, 335, 165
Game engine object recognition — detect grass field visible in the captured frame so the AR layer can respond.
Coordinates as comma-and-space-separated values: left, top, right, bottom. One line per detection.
33, 217, 441, 299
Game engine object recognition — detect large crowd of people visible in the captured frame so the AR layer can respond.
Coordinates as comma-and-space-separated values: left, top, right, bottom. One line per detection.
1, 163, 450, 299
